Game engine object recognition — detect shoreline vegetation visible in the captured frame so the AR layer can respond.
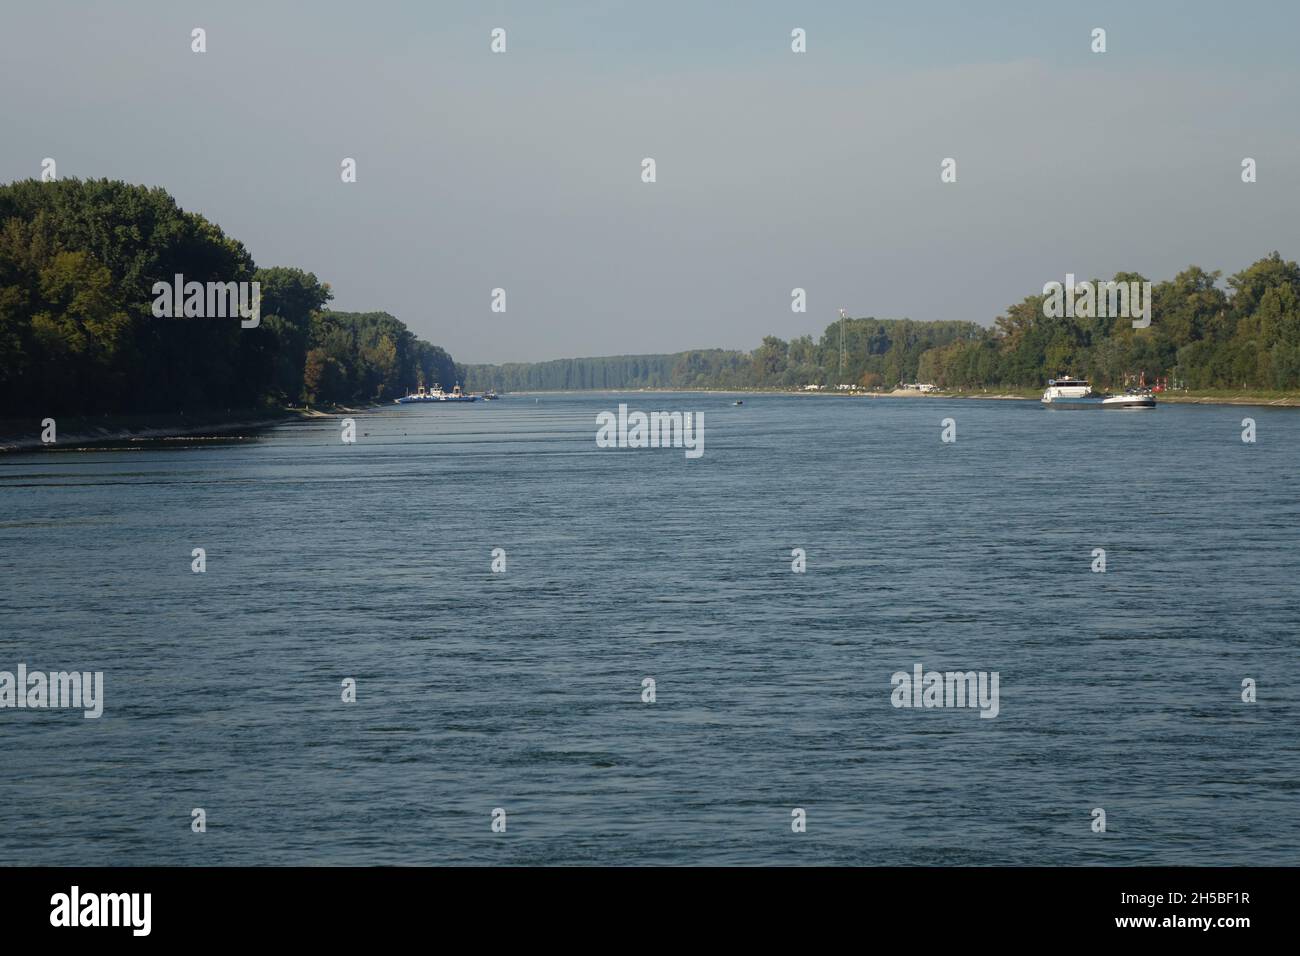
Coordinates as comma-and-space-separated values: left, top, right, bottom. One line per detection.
459, 254, 1300, 400
509, 386, 1300, 406
5, 177, 1300, 451
5, 387, 1296, 453
1, 178, 457, 423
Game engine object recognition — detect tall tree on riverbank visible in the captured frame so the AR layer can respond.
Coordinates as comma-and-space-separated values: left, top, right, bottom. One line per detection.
0, 179, 455, 415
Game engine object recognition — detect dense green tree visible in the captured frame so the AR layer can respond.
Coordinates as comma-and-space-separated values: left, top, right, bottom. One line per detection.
255, 266, 333, 404
0, 179, 454, 416
6, 176, 1299, 408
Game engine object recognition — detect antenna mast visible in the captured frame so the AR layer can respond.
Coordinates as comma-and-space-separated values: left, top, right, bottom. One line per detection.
838, 308, 848, 381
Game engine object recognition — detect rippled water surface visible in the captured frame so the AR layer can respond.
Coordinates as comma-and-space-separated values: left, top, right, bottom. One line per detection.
1, 393, 1297, 865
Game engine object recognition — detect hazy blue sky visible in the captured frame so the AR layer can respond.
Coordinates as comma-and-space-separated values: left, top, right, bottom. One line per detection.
3, 1, 1298, 363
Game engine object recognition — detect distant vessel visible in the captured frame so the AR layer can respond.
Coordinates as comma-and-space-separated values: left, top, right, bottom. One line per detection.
1042, 376, 1156, 409
1041, 376, 1101, 408
442, 384, 479, 402
395, 384, 441, 404
482, 390, 500, 400
395, 383, 480, 404
1101, 388, 1156, 409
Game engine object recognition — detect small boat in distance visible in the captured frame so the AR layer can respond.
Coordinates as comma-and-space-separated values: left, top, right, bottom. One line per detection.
482, 390, 501, 400
395, 383, 480, 404
395, 384, 441, 404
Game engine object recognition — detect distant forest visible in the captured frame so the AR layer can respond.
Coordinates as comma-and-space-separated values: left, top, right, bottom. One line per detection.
0, 179, 456, 416
461, 255, 1300, 393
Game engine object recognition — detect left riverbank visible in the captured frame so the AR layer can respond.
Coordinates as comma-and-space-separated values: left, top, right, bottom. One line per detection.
0, 407, 360, 453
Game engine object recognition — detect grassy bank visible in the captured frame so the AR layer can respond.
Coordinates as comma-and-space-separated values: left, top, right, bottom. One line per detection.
1146, 390, 1300, 406
864, 387, 1300, 405
521, 385, 1300, 406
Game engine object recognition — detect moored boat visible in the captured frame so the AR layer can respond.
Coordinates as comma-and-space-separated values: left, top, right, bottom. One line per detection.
395, 385, 441, 404
442, 383, 479, 402
395, 383, 480, 404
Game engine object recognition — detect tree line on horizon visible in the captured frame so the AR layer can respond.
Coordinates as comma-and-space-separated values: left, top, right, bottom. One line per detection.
5, 179, 1297, 411
0, 178, 456, 417
461, 253, 1300, 393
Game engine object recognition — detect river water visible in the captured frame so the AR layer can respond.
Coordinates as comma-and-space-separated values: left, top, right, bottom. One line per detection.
1, 393, 1296, 864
